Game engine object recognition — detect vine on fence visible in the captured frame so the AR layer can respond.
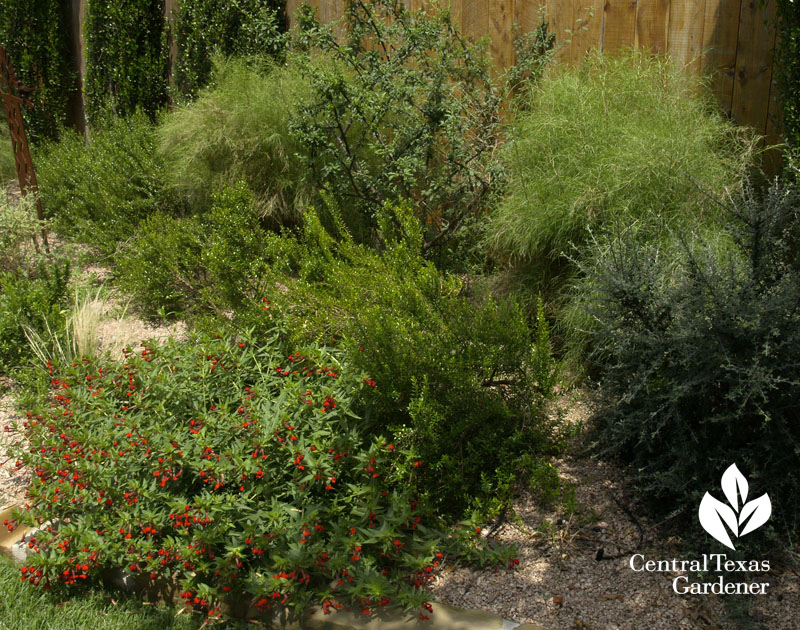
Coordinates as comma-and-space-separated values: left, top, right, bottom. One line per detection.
774, 0, 800, 154
0, 0, 75, 142
173, 0, 287, 99
84, 0, 169, 123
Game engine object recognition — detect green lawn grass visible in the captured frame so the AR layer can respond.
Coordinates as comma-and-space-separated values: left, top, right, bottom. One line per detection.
0, 556, 260, 629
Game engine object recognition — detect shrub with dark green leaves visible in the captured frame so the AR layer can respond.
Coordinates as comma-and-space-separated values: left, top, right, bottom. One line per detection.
292, 0, 552, 261
36, 112, 181, 256
84, 0, 168, 122
243, 204, 558, 516
7, 330, 513, 621
774, 0, 800, 153
0, 0, 76, 142
582, 177, 800, 544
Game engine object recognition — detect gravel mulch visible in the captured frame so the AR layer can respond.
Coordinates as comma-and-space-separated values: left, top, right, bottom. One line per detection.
0, 391, 29, 507
428, 395, 799, 630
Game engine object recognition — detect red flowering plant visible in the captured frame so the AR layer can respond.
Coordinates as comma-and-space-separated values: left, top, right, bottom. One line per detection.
5, 329, 515, 621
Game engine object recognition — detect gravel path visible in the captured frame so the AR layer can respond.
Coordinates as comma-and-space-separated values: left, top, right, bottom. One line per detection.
0, 391, 29, 507
428, 396, 799, 630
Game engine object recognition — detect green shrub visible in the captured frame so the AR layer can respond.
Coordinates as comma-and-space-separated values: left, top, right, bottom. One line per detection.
291, 0, 552, 261
0, 263, 70, 372
489, 51, 754, 293
159, 58, 311, 225
173, 0, 287, 98
774, 1, 800, 152
582, 177, 800, 544
114, 211, 204, 319
7, 330, 512, 621
240, 204, 558, 517
36, 112, 180, 256
115, 181, 270, 319
0, 126, 15, 185
0, 191, 46, 274
0, 191, 68, 372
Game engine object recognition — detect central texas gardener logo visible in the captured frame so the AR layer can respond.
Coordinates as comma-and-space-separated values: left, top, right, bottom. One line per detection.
698, 464, 771, 550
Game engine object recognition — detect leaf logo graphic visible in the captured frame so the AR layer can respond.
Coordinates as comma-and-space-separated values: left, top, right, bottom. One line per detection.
698, 464, 771, 550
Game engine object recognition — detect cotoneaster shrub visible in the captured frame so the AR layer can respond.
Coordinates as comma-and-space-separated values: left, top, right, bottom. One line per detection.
291, 0, 552, 261
489, 51, 754, 296
6, 330, 514, 621
581, 177, 800, 544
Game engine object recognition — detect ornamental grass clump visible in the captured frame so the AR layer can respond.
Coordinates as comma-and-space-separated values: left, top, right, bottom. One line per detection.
158, 57, 311, 226
489, 50, 755, 292
6, 330, 514, 622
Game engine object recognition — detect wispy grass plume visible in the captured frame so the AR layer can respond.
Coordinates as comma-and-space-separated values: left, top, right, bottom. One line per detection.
489, 51, 756, 289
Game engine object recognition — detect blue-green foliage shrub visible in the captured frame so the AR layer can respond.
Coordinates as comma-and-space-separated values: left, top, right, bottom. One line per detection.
582, 177, 800, 544
36, 113, 180, 256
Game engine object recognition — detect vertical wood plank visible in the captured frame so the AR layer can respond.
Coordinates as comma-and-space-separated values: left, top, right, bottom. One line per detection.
489, 0, 515, 69
635, 0, 671, 53
602, 0, 637, 53
667, 0, 706, 72
544, 0, 574, 63
286, 0, 299, 28
730, 0, 775, 131
515, 0, 547, 35
461, 0, 490, 44
571, 0, 605, 61
448, 0, 464, 34
701, 0, 742, 116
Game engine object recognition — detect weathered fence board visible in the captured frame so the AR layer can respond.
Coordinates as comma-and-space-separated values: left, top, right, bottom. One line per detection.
602, 0, 638, 52
570, 0, 604, 62
667, 0, 706, 72
730, 0, 776, 133
290, 0, 779, 137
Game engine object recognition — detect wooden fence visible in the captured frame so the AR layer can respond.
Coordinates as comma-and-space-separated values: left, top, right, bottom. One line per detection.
286, 0, 781, 143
